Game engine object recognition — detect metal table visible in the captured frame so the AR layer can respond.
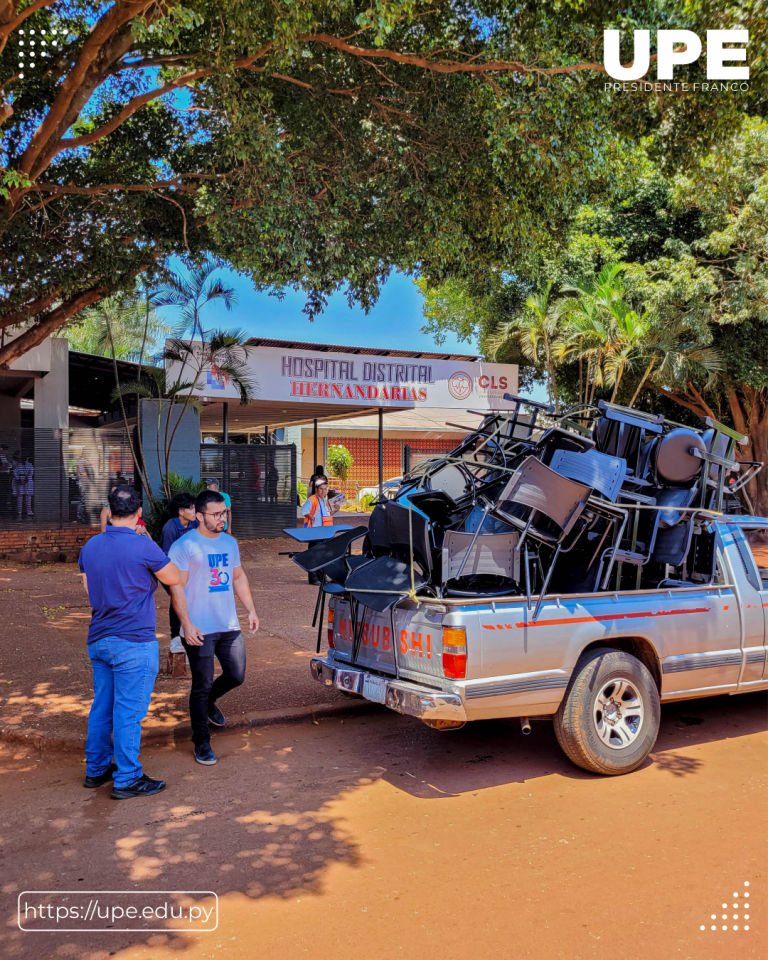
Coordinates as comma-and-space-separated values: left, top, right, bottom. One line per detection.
282, 524, 353, 544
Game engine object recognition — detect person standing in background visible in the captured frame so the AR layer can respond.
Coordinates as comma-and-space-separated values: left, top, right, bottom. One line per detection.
12, 452, 33, 520
79, 485, 181, 799
169, 489, 259, 766
160, 491, 199, 643
206, 479, 232, 532
301, 476, 340, 585
0, 445, 12, 518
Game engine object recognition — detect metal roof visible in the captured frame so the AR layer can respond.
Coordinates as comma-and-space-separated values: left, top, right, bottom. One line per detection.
245, 337, 481, 362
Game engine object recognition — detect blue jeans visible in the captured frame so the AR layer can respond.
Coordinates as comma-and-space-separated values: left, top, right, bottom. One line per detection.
86, 637, 158, 788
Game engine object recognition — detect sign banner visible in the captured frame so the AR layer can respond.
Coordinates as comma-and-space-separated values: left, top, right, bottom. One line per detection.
167, 343, 519, 410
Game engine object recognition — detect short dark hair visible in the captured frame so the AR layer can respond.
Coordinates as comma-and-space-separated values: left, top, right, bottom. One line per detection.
168, 491, 196, 518
195, 489, 225, 515
108, 484, 141, 518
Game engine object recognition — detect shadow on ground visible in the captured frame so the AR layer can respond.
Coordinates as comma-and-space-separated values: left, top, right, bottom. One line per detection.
0, 689, 764, 959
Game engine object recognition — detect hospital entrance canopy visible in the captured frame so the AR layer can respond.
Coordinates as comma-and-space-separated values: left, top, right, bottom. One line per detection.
170, 337, 520, 433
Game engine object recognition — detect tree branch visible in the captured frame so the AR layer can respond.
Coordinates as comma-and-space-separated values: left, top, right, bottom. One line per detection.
0, 285, 109, 367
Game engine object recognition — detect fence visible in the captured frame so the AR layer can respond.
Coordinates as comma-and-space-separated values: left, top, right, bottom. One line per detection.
0, 430, 297, 539
0, 428, 136, 531
201, 443, 297, 538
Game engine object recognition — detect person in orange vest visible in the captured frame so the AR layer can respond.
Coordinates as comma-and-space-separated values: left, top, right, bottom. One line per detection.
302, 476, 339, 528
301, 477, 340, 584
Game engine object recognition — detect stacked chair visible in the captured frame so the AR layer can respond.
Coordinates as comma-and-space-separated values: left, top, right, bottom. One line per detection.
291, 394, 763, 651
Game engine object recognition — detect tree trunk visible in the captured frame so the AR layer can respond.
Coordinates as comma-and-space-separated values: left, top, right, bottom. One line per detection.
729, 387, 768, 517
629, 358, 655, 408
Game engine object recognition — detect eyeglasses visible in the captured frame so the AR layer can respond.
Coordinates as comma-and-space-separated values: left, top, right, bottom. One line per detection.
204, 510, 228, 520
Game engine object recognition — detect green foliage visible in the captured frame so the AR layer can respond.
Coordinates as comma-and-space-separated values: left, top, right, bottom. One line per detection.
327, 444, 353, 481
359, 493, 377, 511
297, 479, 308, 505
3, 1, 764, 366
64, 288, 169, 360
145, 473, 208, 540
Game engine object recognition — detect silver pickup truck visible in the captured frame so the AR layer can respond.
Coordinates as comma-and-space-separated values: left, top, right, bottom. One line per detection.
311, 516, 768, 776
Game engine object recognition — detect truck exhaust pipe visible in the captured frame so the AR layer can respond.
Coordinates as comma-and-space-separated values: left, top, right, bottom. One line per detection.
520, 716, 531, 735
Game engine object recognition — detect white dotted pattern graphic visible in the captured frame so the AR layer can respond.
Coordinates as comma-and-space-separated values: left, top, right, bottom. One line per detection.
702, 882, 753, 932
16, 27, 70, 78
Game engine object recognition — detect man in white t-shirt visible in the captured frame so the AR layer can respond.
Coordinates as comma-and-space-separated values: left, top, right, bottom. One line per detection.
169, 490, 259, 766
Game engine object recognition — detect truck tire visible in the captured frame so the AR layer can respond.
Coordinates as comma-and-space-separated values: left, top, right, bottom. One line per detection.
554, 648, 660, 775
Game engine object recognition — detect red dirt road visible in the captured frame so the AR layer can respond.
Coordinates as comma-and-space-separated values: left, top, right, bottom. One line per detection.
0, 692, 766, 960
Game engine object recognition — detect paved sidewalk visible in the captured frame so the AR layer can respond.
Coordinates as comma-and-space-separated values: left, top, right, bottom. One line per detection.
0, 534, 371, 752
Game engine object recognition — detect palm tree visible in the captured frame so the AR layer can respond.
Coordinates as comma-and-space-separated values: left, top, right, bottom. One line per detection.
557, 264, 631, 404
488, 280, 564, 411
626, 318, 722, 408
115, 328, 257, 499
154, 256, 237, 340
602, 302, 652, 402
64, 290, 169, 360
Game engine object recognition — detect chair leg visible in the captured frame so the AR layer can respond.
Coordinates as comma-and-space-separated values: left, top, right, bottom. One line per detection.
524, 543, 532, 610
352, 606, 368, 663
311, 575, 324, 627
532, 544, 561, 621
315, 578, 326, 654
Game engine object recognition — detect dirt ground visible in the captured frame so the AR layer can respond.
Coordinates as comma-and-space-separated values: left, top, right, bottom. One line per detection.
0, 536, 349, 745
0, 690, 765, 960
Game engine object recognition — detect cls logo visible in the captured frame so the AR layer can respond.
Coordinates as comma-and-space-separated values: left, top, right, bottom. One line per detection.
604, 30, 749, 81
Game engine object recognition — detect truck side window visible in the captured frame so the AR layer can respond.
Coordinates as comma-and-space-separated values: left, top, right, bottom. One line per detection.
741, 528, 768, 589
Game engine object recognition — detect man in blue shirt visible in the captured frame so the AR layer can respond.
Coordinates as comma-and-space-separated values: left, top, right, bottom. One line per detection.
79, 485, 181, 799
169, 489, 259, 766
160, 491, 199, 642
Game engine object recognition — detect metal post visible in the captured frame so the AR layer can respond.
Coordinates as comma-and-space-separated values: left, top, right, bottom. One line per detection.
378, 407, 384, 500
264, 424, 269, 444
222, 402, 229, 444
313, 418, 318, 470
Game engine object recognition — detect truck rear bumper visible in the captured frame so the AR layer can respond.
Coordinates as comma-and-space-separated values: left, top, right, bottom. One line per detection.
310, 657, 467, 723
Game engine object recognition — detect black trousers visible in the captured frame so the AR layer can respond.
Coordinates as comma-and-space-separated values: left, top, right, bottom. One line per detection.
182, 631, 246, 746
161, 582, 182, 639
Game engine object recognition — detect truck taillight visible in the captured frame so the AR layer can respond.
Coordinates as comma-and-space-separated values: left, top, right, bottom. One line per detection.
442, 626, 466, 679
327, 606, 335, 649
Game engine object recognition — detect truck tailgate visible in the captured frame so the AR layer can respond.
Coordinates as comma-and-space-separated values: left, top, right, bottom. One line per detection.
331, 599, 449, 682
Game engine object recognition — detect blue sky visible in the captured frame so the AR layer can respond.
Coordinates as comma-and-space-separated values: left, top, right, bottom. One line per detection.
157, 265, 478, 356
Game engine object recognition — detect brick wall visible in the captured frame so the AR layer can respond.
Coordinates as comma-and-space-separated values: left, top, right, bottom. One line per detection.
0, 526, 100, 563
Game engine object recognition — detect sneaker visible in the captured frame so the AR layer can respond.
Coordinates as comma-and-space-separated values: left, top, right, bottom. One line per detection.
194, 743, 217, 765
207, 704, 226, 727
83, 762, 117, 788
111, 774, 166, 800
169, 636, 185, 654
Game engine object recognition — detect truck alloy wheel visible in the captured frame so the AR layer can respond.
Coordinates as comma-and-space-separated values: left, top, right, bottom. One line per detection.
554, 648, 661, 775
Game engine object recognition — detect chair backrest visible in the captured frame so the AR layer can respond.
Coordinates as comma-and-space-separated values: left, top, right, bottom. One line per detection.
654, 428, 706, 485
442, 531, 520, 584
549, 448, 627, 502
593, 401, 663, 476
366, 502, 391, 551
500, 456, 592, 537
534, 427, 595, 466
385, 502, 433, 576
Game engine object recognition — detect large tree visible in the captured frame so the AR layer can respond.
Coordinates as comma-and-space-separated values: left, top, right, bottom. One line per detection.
1, 0, 763, 366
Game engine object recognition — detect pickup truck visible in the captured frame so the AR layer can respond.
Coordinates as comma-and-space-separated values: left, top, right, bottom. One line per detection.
311, 516, 768, 775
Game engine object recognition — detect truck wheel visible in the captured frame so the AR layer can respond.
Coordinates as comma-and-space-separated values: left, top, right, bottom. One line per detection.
554, 648, 660, 775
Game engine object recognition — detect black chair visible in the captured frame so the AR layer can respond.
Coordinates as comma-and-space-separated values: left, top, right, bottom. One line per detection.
493, 456, 592, 618
406, 490, 461, 528
385, 501, 434, 579
290, 527, 368, 650
593, 400, 664, 480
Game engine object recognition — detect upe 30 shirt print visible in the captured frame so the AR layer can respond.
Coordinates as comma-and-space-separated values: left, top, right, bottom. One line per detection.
208, 552, 231, 593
